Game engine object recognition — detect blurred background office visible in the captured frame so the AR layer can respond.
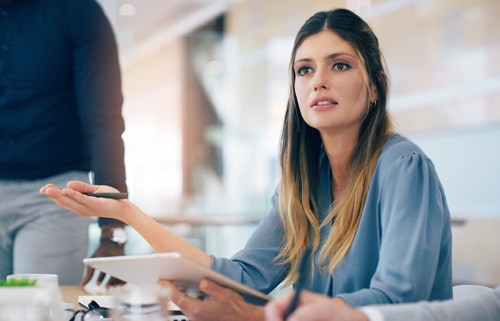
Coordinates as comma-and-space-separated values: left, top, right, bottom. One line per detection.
93, 0, 500, 287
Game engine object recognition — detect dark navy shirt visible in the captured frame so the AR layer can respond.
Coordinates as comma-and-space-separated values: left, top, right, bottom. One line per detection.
0, 0, 127, 225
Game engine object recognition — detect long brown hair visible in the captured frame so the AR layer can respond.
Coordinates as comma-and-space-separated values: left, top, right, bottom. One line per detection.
277, 8, 392, 287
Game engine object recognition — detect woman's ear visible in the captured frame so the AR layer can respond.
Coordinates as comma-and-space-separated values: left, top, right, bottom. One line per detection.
369, 83, 378, 105
371, 70, 388, 104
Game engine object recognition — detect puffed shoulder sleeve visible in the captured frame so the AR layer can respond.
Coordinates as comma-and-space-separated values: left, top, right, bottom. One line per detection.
340, 138, 453, 305
372, 146, 452, 302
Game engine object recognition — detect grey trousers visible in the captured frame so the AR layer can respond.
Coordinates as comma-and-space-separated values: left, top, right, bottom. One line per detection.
0, 171, 90, 285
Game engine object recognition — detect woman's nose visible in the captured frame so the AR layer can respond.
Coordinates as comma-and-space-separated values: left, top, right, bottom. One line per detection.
313, 82, 327, 91
312, 70, 330, 91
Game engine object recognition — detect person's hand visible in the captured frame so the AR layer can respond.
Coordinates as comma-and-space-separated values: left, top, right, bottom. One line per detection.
39, 180, 130, 222
80, 238, 126, 287
265, 290, 369, 321
159, 278, 265, 321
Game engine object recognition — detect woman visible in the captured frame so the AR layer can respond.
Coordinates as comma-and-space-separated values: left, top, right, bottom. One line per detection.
40, 8, 452, 321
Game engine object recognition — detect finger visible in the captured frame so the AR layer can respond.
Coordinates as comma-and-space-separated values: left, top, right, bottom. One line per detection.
67, 181, 117, 193
66, 180, 94, 191
287, 304, 328, 321
41, 192, 76, 212
198, 278, 219, 295
41, 185, 77, 202
39, 184, 62, 197
265, 291, 294, 321
287, 293, 337, 321
51, 188, 103, 216
297, 290, 324, 305
39, 183, 59, 194
199, 278, 241, 301
158, 280, 194, 310
265, 301, 286, 321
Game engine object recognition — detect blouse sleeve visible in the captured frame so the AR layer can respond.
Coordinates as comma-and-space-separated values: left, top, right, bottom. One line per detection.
340, 149, 453, 305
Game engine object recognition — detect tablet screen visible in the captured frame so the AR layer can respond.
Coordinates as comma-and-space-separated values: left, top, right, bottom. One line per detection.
84, 252, 271, 304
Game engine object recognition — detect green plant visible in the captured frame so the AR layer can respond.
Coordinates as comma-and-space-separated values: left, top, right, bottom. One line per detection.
0, 278, 37, 287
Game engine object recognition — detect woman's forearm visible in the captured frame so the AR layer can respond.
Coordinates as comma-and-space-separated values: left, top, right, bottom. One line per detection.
121, 202, 211, 267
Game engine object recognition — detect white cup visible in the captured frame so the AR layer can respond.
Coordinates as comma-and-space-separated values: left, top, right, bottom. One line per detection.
110, 285, 171, 321
0, 286, 65, 321
6, 273, 58, 287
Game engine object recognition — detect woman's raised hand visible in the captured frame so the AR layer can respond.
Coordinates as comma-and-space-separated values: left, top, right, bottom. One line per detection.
39, 180, 129, 222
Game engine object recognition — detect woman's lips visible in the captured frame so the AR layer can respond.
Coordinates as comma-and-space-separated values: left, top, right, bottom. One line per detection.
311, 97, 338, 109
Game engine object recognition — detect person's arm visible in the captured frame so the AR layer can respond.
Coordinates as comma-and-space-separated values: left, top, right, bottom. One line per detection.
40, 181, 279, 321
40, 181, 239, 317
40, 181, 211, 267
266, 287, 500, 321
362, 287, 500, 321
66, 0, 128, 285
69, 0, 126, 194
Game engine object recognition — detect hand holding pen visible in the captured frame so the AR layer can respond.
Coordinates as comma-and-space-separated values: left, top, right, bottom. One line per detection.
284, 247, 312, 319
266, 289, 366, 321
83, 192, 128, 199
40, 181, 131, 222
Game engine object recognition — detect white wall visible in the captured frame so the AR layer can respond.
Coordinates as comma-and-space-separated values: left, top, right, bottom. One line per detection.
409, 126, 500, 219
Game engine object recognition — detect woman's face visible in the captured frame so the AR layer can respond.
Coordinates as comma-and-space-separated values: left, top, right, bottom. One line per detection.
294, 30, 375, 137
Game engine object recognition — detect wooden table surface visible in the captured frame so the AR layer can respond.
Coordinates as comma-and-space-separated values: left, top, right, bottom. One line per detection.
59, 285, 87, 308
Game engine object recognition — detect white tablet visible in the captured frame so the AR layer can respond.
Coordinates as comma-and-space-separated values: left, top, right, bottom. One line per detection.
83, 252, 271, 304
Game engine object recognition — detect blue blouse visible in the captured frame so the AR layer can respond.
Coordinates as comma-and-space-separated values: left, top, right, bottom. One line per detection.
211, 134, 453, 306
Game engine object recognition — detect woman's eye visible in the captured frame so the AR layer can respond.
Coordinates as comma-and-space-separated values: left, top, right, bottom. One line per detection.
297, 66, 313, 76
333, 62, 350, 71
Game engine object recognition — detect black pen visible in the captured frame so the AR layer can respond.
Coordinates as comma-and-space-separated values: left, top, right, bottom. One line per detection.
285, 247, 311, 319
83, 192, 128, 199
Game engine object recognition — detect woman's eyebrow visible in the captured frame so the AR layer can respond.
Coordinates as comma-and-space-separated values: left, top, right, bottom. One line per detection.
294, 57, 312, 65
295, 52, 355, 64
327, 52, 355, 60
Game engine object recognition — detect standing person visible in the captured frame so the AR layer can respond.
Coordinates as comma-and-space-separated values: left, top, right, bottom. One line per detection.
40, 7, 452, 320
264, 286, 500, 321
0, 0, 128, 285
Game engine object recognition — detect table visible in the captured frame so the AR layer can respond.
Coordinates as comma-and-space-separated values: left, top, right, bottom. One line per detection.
59, 285, 86, 308
59, 285, 190, 321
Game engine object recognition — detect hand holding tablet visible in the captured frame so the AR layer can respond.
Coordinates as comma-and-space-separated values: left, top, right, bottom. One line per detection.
83, 252, 271, 305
